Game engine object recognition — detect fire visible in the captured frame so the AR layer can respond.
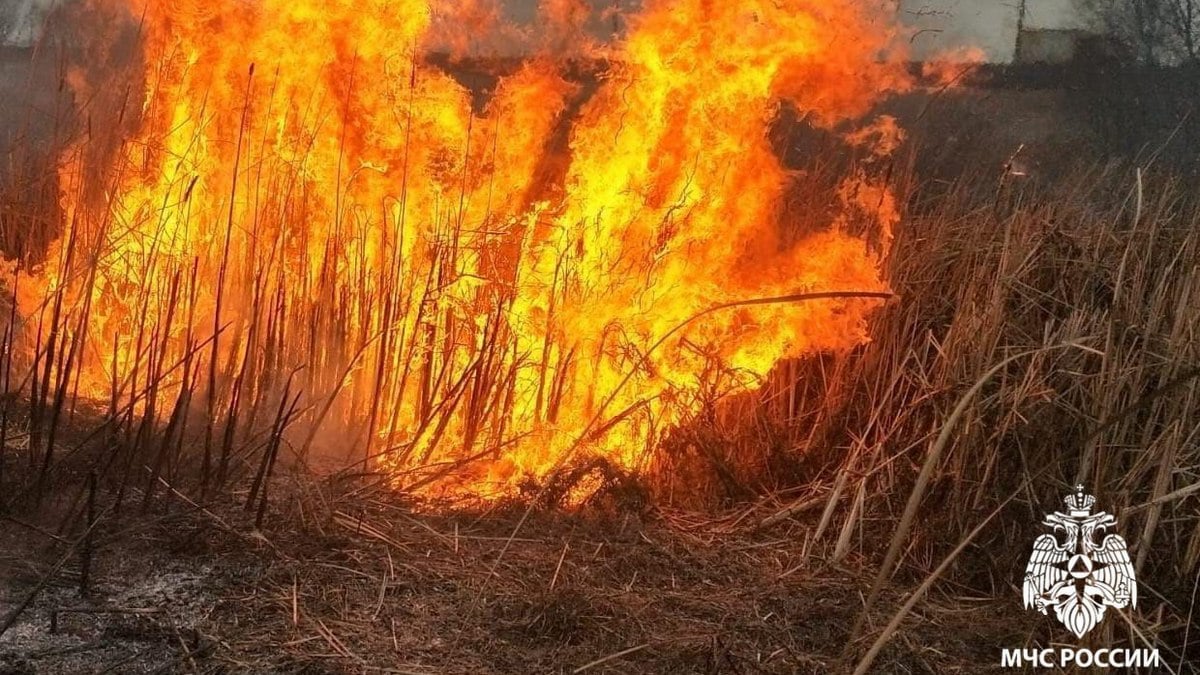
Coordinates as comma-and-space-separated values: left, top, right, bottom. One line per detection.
12, 0, 911, 495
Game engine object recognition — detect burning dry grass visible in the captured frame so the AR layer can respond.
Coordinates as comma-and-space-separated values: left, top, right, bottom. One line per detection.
0, 1, 1198, 672
3, 155, 1200, 671
0, 0, 910, 501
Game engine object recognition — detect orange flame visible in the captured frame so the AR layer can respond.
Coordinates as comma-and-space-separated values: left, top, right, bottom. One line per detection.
15, 0, 912, 495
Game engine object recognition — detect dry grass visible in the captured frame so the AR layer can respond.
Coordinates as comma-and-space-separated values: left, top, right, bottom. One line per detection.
836, 162, 1200, 668
0, 41, 1198, 671
3, 157, 1198, 672
0, 469, 1013, 674
644, 157, 1200, 669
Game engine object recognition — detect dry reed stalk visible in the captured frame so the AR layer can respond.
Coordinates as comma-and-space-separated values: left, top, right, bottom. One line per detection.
821, 163, 1200, 668
78, 470, 96, 596
204, 63, 255, 497
475, 290, 894, 605
851, 485, 1026, 675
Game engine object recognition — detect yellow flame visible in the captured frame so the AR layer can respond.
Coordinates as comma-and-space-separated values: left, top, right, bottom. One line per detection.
16, 0, 911, 496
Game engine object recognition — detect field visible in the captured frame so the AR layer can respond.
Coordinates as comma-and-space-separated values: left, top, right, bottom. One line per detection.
2, 5, 1200, 674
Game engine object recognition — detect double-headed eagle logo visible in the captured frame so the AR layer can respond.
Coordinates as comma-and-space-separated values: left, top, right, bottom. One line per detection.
1023, 486, 1136, 637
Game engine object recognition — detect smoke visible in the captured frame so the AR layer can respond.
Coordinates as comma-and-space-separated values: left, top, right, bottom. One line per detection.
2, 0, 61, 47
426, 0, 641, 58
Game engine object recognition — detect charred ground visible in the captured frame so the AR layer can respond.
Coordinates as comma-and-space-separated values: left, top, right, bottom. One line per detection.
0, 461, 1013, 674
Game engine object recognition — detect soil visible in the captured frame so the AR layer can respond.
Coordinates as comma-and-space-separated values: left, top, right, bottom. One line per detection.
0, 472, 1019, 674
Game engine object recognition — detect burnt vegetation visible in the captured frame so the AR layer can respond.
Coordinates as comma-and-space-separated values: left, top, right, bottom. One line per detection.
1, 3, 1200, 675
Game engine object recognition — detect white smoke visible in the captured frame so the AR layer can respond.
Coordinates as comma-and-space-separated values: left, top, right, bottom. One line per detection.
2, 0, 61, 47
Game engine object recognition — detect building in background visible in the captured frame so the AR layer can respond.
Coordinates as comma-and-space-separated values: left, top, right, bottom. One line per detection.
899, 0, 1097, 63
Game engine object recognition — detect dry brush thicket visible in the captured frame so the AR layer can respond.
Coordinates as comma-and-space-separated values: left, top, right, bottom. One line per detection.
0, 45, 1197, 669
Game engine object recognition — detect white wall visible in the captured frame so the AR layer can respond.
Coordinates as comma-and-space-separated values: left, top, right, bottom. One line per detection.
900, 0, 1087, 62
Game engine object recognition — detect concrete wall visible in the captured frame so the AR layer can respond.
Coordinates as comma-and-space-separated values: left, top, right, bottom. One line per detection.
900, 0, 1089, 63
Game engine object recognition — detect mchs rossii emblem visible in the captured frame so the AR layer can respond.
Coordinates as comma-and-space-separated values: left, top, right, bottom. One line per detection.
1023, 486, 1136, 638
